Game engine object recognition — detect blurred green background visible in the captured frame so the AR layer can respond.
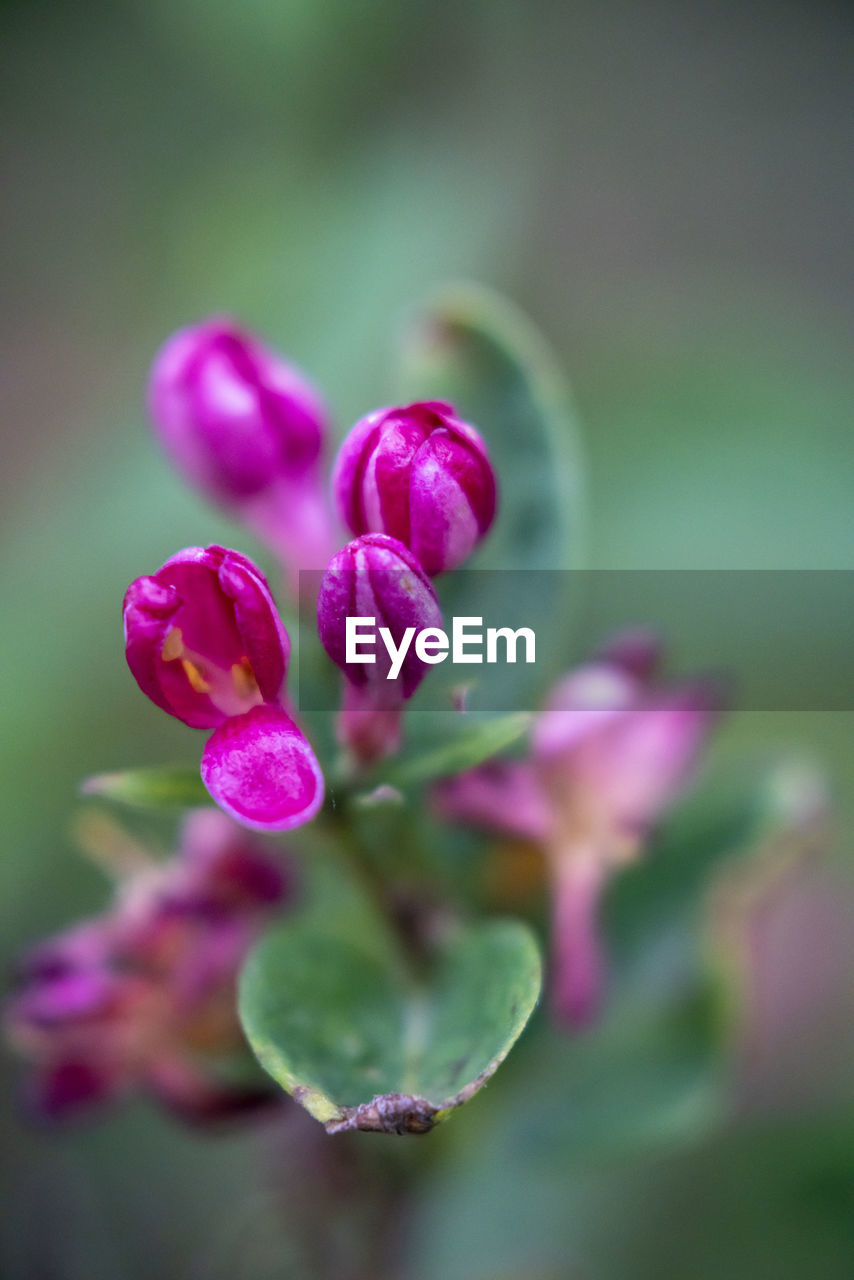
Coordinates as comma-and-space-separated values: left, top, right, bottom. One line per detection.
2, 0, 853, 1276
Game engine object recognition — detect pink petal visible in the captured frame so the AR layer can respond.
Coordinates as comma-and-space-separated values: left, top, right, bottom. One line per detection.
533, 662, 641, 759
549, 852, 608, 1031
201, 705, 324, 832
433, 760, 553, 842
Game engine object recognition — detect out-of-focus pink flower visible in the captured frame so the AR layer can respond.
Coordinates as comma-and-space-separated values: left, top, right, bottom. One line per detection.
333, 401, 497, 575
434, 633, 719, 1029
5, 811, 291, 1123
149, 319, 336, 579
317, 533, 442, 764
708, 764, 854, 1113
124, 545, 324, 831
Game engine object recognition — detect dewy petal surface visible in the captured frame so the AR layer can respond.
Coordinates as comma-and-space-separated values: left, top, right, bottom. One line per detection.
201, 705, 324, 832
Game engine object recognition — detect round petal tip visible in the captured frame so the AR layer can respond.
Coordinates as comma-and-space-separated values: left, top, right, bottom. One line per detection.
201, 705, 324, 833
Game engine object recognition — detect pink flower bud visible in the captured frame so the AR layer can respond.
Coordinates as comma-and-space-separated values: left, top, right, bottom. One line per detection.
332, 401, 497, 575
124, 545, 323, 831
318, 533, 441, 696
149, 318, 326, 504
149, 320, 337, 581
123, 545, 288, 730
317, 534, 442, 763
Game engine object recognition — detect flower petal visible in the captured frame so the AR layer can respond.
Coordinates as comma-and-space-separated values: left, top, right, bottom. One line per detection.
201, 705, 324, 832
433, 760, 553, 842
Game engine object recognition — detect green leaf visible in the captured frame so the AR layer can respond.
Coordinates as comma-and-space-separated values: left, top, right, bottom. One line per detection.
398, 282, 585, 574
378, 711, 532, 791
239, 918, 542, 1134
79, 764, 210, 810
396, 284, 587, 711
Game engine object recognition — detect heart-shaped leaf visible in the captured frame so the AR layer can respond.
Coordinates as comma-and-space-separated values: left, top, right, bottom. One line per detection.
239, 917, 542, 1134
80, 764, 209, 810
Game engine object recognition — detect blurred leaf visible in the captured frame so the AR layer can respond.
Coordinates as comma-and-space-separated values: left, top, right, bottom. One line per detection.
239, 918, 541, 1134
79, 765, 209, 810
397, 283, 587, 705
378, 711, 532, 791
398, 282, 585, 573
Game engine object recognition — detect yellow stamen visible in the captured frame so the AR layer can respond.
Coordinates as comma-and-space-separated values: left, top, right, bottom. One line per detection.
182, 659, 212, 694
161, 627, 184, 662
232, 656, 260, 700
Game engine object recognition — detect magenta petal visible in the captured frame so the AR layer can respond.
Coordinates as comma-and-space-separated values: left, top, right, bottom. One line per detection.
201, 705, 324, 832
149, 318, 327, 506
317, 533, 442, 697
215, 548, 289, 702
533, 662, 641, 759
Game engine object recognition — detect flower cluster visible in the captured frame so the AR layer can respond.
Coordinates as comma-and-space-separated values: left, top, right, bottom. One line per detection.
132, 320, 719, 1023
130, 319, 499, 789
7, 310, 724, 1136
5, 811, 291, 1122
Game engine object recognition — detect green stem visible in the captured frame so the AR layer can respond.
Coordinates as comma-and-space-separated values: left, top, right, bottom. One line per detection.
324, 810, 430, 982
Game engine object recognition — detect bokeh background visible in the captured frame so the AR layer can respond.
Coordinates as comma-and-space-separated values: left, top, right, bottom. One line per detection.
2, 1, 853, 1276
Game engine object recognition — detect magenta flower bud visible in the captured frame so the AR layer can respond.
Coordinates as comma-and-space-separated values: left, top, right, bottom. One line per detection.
332, 401, 497, 575
123, 545, 288, 730
150, 318, 326, 503
318, 533, 442, 695
124, 545, 323, 831
149, 319, 337, 581
317, 533, 442, 763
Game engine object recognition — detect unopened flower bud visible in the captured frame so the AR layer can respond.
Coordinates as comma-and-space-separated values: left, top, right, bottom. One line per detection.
149, 320, 335, 579
317, 533, 442, 762
332, 401, 497, 575
150, 319, 326, 503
